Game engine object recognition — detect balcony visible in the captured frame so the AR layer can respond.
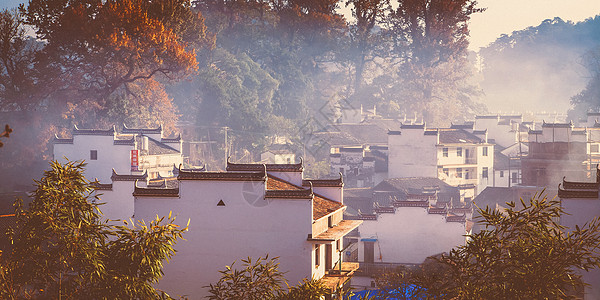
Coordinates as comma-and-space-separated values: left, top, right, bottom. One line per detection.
321, 262, 359, 292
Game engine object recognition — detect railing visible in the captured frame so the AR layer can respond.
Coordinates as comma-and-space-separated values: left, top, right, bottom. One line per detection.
356, 262, 419, 277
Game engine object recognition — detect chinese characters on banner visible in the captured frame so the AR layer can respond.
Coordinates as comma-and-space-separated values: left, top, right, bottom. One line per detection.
131, 150, 139, 171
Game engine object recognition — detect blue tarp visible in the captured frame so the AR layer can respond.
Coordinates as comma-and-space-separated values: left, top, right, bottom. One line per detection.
349, 285, 426, 300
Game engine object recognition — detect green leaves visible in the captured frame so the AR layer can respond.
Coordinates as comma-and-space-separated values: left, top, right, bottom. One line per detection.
206, 255, 331, 300
0, 160, 187, 299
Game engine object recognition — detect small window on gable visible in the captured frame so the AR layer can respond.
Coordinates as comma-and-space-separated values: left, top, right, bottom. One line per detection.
90, 150, 98, 160
217, 199, 225, 206
315, 244, 320, 267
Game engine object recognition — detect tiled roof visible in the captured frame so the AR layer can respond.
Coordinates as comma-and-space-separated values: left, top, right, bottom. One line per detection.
401, 123, 425, 129
142, 136, 180, 155
227, 160, 303, 172
114, 136, 135, 146
267, 174, 343, 220
161, 134, 182, 143
339, 147, 363, 153
325, 124, 389, 145
148, 177, 179, 189
133, 186, 179, 197
542, 121, 574, 128
73, 125, 116, 136
178, 169, 266, 181
265, 189, 313, 199
302, 176, 344, 187
312, 131, 362, 147
374, 177, 459, 204
111, 170, 148, 181
557, 188, 598, 199
439, 129, 484, 144
475, 115, 499, 120
91, 182, 113, 190
450, 123, 474, 130
53, 134, 74, 144
122, 124, 162, 134
313, 195, 343, 220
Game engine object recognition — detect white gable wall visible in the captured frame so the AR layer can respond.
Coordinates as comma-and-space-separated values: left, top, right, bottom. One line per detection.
54, 135, 132, 182
134, 180, 314, 298
358, 207, 466, 264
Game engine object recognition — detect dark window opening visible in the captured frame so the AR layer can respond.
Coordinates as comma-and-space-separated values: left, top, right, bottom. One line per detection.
90, 150, 98, 160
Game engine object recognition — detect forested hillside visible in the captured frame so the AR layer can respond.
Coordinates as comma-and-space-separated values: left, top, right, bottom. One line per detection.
479, 16, 600, 115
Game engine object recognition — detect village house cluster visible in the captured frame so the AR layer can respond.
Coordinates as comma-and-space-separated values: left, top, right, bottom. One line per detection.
46, 109, 600, 298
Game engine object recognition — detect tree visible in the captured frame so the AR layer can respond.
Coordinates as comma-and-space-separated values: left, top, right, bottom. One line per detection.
345, 0, 390, 93
0, 124, 12, 148
0, 160, 187, 299
0, 9, 41, 111
380, 193, 600, 299
206, 255, 330, 300
570, 46, 600, 119
379, 0, 485, 125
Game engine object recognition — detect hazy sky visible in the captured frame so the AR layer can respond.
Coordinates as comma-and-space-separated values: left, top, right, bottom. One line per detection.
2, 0, 599, 51
470, 0, 600, 50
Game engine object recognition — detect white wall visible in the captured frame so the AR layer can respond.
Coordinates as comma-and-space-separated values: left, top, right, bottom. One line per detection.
94, 180, 135, 223
388, 130, 438, 178
357, 207, 466, 264
134, 180, 314, 298
561, 197, 600, 299
54, 135, 132, 182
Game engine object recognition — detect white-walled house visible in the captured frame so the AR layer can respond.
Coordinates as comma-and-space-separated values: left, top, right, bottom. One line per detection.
346, 177, 472, 289
557, 175, 600, 299
53, 125, 183, 182
93, 160, 362, 298
388, 123, 494, 195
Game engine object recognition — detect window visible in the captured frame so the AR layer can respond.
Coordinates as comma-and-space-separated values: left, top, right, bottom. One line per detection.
592, 144, 599, 153
512, 172, 518, 183
90, 150, 98, 160
328, 216, 333, 228
456, 168, 463, 178
336, 239, 341, 251
457, 147, 463, 157
482, 167, 488, 179
443, 148, 448, 157
465, 169, 470, 179
500, 170, 504, 177
443, 168, 449, 176
315, 245, 320, 267
482, 146, 488, 156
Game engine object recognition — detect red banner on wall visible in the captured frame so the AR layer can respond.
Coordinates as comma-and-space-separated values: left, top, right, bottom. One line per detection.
131, 150, 139, 171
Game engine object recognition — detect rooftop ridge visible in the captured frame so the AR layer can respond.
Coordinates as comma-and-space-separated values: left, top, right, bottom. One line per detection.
302, 174, 343, 188
53, 134, 74, 144
73, 125, 116, 136
111, 169, 148, 181
178, 169, 266, 181
226, 158, 303, 172
161, 133, 182, 142
122, 123, 163, 134
133, 181, 179, 197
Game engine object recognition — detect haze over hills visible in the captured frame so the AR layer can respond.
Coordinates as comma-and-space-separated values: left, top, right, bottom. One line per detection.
479, 16, 600, 115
